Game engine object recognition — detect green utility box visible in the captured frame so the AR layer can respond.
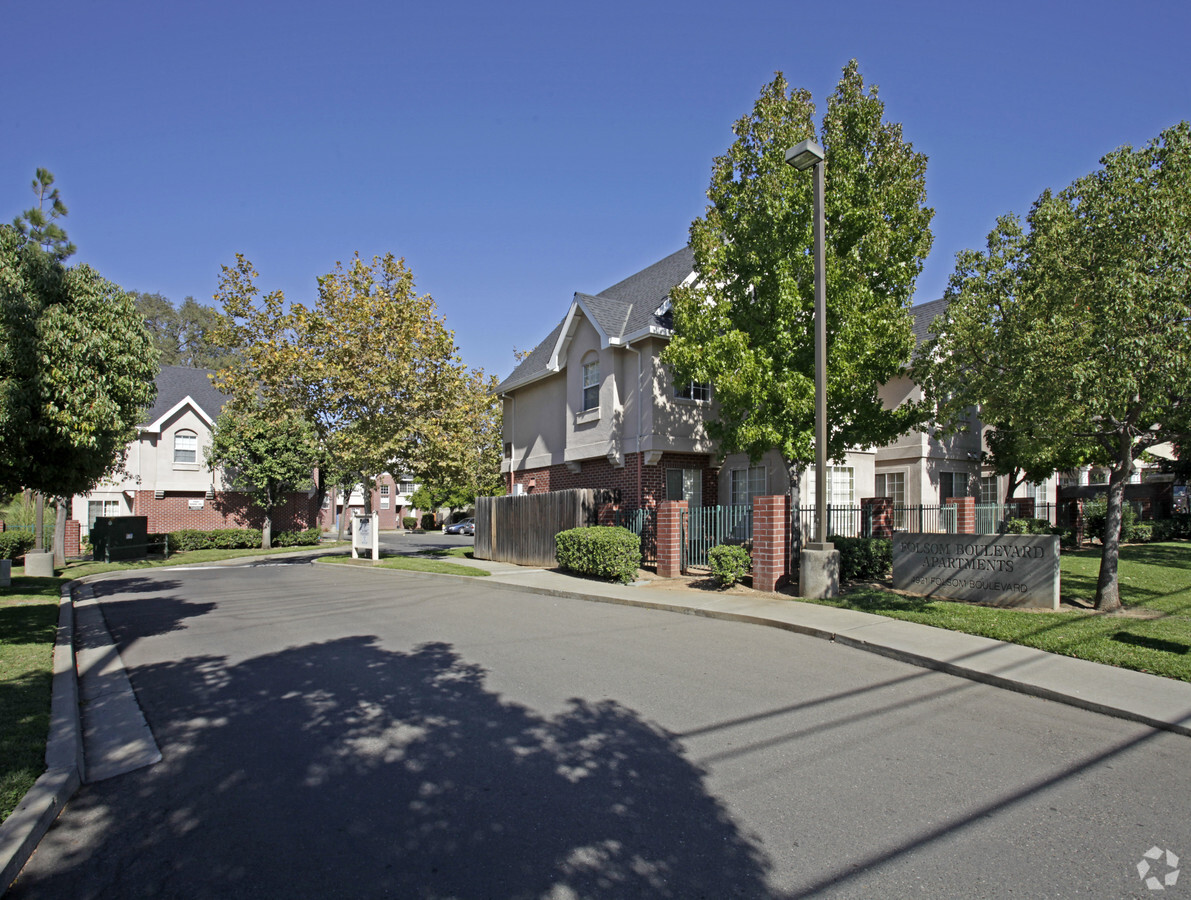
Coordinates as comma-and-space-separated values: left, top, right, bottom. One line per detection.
91, 516, 149, 561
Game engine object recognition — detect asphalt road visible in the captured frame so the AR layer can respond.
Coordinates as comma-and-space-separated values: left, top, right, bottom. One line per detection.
10, 562, 1190, 899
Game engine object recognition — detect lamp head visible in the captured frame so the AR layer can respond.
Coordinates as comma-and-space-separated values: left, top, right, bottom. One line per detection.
785, 138, 825, 171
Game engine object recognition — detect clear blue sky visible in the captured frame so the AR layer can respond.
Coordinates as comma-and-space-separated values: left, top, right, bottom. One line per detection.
4, 1, 1188, 381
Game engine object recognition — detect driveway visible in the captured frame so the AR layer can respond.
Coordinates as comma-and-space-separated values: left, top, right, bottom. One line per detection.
10, 563, 1190, 898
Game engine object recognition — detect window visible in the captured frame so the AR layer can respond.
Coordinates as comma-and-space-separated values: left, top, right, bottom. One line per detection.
875, 472, 906, 505
979, 476, 999, 504
582, 360, 599, 412
380, 484, 390, 509
665, 468, 703, 508
940, 471, 967, 500
805, 466, 854, 505
400, 482, 415, 494
1028, 481, 1049, 504
173, 430, 198, 465
87, 499, 120, 531
675, 380, 712, 402
730, 466, 766, 507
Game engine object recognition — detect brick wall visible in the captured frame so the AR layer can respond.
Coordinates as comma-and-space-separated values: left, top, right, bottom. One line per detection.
861, 497, 893, 538
132, 491, 320, 534
947, 496, 976, 534
510, 452, 718, 509
656, 500, 687, 577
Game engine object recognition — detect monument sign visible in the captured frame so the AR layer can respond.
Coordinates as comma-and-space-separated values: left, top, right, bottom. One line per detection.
893, 532, 1060, 610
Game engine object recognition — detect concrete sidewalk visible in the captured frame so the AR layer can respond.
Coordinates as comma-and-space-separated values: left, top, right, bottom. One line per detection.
397, 552, 1191, 739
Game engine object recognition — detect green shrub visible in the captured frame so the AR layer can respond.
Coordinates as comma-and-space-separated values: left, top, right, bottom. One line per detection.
403, 517, 418, 530
555, 526, 641, 584
1124, 523, 1154, 543
1004, 517, 1054, 535
420, 513, 436, 531
830, 535, 892, 580
708, 544, 751, 587
1081, 498, 1142, 543
167, 528, 263, 551
273, 526, 321, 547
1151, 515, 1191, 541
0, 531, 35, 560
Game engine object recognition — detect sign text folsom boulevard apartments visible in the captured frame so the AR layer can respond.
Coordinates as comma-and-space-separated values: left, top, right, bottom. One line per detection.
892, 533, 1060, 609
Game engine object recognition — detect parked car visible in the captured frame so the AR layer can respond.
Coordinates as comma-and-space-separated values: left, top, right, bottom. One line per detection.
444, 517, 475, 536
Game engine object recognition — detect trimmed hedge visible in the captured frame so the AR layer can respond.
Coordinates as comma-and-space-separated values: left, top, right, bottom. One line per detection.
708, 544, 751, 587
0, 531, 35, 560
403, 517, 418, 530
1004, 517, 1055, 535
167, 528, 263, 551
555, 526, 641, 584
421, 513, 436, 531
273, 526, 321, 547
830, 535, 892, 581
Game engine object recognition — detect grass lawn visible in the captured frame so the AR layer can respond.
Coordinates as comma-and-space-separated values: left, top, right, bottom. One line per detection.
417, 547, 474, 560
809, 541, 1191, 682
0, 577, 65, 822
321, 552, 489, 577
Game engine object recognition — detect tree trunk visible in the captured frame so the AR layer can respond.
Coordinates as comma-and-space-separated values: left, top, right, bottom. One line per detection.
1094, 439, 1133, 612
34, 492, 44, 550
336, 481, 352, 541
785, 459, 803, 577
1003, 469, 1025, 507
53, 500, 67, 567
362, 475, 374, 515
262, 512, 273, 550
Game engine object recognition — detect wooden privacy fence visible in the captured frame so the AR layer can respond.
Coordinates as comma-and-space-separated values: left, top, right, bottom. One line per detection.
475, 489, 598, 567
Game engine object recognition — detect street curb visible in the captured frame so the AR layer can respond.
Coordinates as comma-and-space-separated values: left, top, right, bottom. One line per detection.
319, 559, 1191, 739
0, 585, 84, 895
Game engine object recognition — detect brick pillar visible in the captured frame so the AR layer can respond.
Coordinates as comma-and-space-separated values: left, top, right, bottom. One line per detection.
656, 500, 687, 578
65, 519, 81, 558
860, 497, 893, 538
752, 495, 790, 592
947, 496, 976, 534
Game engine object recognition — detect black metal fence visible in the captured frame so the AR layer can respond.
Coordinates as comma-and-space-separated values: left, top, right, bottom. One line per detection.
609, 506, 658, 565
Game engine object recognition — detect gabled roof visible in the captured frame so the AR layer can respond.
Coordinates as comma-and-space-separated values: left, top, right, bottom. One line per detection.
495, 246, 946, 393
910, 297, 949, 346
495, 247, 695, 393
141, 366, 230, 432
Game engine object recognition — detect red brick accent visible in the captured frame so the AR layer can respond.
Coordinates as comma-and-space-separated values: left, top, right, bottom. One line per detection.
510, 452, 717, 510
1006, 497, 1036, 519
860, 497, 893, 538
131, 490, 320, 535
656, 500, 687, 578
947, 496, 976, 534
752, 495, 790, 592
65, 519, 81, 558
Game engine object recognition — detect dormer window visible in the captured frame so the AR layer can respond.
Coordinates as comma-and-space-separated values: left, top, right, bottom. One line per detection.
174, 430, 198, 464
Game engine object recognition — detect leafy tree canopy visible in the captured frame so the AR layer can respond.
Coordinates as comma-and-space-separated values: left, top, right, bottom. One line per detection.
206, 401, 319, 549
11, 168, 76, 262
663, 62, 933, 491
0, 226, 158, 497
920, 121, 1191, 610
131, 291, 234, 369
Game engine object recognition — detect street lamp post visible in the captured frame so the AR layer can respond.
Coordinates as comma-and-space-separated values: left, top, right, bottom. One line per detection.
786, 137, 840, 597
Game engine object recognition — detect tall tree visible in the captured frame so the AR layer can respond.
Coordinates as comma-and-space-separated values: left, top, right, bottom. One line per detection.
923, 122, 1191, 611
663, 62, 933, 550
916, 216, 1088, 505
211, 252, 468, 524
0, 227, 158, 562
206, 402, 319, 549
132, 291, 234, 368
11, 168, 76, 262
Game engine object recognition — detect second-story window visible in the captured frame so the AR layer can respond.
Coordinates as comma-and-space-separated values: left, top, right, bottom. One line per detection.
582, 360, 599, 411
675, 380, 712, 402
174, 430, 198, 464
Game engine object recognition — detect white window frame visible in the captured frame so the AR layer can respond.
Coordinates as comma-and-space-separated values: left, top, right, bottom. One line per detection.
730, 466, 766, 507
675, 380, 712, 403
581, 360, 599, 412
87, 499, 121, 531
979, 475, 999, 505
940, 471, 967, 501
173, 430, 198, 465
666, 467, 703, 508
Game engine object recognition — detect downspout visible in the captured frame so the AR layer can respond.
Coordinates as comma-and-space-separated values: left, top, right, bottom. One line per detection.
500, 393, 514, 494
626, 343, 644, 508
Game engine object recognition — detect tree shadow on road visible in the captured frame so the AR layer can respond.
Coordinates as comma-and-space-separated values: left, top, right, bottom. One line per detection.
12, 637, 773, 899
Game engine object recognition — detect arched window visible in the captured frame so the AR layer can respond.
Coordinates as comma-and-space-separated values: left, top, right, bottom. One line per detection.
581, 355, 599, 412
174, 430, 198, 464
